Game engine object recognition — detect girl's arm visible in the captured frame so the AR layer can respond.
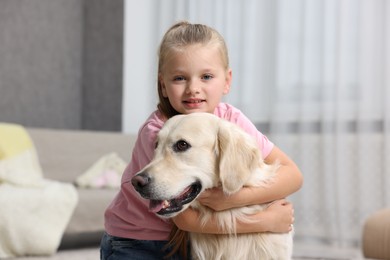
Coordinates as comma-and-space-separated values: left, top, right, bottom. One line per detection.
198, 146, 303, 211
172, 146, 302, 234
172, 199, 294, 234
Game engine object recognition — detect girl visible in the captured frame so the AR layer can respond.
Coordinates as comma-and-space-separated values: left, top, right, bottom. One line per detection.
101, 21, 303, 260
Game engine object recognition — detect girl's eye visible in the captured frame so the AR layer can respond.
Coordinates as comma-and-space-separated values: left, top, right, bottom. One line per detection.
202, 74, 213, 80
173, 76, 185, 81
173, 140, 191, 152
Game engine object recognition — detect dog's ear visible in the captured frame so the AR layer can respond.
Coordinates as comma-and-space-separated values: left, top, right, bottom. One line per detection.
217, 120, 260, 194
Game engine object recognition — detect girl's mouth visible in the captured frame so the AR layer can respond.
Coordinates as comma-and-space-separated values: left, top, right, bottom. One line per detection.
183, 99, 205, 108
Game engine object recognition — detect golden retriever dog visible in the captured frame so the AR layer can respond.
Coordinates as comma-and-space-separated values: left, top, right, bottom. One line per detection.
132, 113, 293, 260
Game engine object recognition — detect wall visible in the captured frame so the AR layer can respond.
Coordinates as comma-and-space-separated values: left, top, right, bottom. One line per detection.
0, 0, 123, 131
82, 0, 123, 131
122, 0, 160, 134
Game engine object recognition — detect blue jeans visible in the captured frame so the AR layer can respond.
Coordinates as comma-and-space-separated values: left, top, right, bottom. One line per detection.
100, 232, 189, 260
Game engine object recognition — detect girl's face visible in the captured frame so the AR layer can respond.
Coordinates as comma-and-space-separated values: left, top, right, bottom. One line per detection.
159, 44, 232, 115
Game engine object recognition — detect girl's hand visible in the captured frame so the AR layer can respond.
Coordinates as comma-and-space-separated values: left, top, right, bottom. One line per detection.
255, 199, 295, 233
198, 187, 236, 211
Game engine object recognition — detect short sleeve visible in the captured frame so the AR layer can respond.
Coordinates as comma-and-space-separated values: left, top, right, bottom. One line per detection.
214, 103, 274, 158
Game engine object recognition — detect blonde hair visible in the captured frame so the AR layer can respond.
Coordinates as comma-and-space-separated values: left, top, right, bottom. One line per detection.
157, 21, 230, 119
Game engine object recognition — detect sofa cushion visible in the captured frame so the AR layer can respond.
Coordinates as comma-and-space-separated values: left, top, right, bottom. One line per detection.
75, 152, 127, 188
0, 181, 78, 257
65, 188, 118, 234
0, 123, 43, 186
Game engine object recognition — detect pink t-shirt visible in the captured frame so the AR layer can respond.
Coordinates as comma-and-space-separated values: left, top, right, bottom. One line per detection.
104, 103, 274, 240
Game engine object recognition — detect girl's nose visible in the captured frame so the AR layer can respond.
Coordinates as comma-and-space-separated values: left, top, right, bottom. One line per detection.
186, 81, 200, 94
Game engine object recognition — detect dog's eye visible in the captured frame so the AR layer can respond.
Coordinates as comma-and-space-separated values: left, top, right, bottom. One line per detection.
173, 140, 191, 152
154, 142, 158, 149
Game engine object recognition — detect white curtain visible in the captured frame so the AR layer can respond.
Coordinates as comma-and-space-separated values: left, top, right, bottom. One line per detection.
123, 0, 390, 247
268, 0, 390, 247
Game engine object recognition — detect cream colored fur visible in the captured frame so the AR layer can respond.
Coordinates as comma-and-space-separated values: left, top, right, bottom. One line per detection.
134, 113, 293, 260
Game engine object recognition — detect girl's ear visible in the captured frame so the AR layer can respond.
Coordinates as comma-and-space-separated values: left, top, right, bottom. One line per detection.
223, 69, 232, 95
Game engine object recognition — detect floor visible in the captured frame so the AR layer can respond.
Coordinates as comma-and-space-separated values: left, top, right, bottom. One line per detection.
11, 243, 369, 260
293, 243, 367, 260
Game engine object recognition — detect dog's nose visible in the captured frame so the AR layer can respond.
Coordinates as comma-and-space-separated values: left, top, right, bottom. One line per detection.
131, 173, 151, 190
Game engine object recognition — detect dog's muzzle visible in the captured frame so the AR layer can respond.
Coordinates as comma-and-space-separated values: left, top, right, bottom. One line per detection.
131, 173, 202, 217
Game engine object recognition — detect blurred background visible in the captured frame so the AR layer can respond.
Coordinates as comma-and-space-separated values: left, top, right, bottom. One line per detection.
1, 0, 389, 252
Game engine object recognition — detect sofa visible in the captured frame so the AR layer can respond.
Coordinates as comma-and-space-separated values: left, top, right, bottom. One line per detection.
29, 127, 137, 249
1, 127, 137, 257
362, 208, 390, 259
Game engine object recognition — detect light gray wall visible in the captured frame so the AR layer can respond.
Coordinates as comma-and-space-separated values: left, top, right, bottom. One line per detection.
0, 0, 123, 131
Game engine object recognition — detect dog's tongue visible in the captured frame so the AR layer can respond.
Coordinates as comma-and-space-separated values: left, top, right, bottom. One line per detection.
148, 187, 192, 213
149, 200, 164, 213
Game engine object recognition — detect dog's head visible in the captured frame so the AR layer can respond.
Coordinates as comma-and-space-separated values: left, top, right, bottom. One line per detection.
131, 113, 262, 218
